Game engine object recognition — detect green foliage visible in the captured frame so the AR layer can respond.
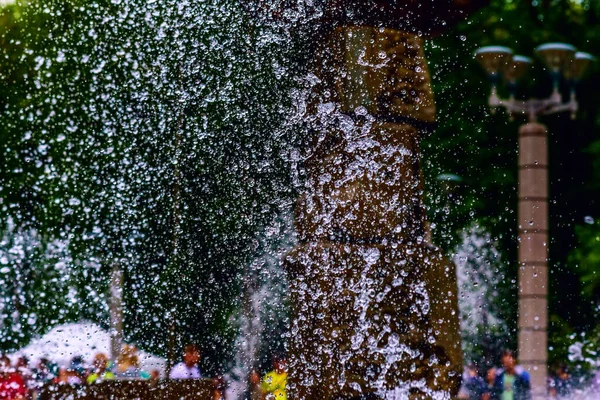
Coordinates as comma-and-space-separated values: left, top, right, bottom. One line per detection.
569, 222, 600, 301
425, 0, 600, 360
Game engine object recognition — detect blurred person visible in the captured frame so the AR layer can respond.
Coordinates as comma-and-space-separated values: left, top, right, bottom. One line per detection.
69, 356, 86, 378
482, 367, 497, 400
150, 370, 160, 381
53, 367, 82, 385
0, 355, 27, 400
87, 353, 115, 384
32, 358, 56, 389
115, 345, 150, 379
249, 370, 263, 400
261, 356, 287, 400
169, 344, 201, 379
458, 366, 472, 399
548, 365, 572, 398
15, 357, 34, 392
213, 375, 226, 400
147, 369, 161, 388
491, 350, 531, 400
458, 363, 487, 400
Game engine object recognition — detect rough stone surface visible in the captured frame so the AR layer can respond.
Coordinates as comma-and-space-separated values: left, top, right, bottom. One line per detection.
309, 28, 436, 123
286, 26, 462, 399
296, 122, 424, 243
286, 242, 462, 399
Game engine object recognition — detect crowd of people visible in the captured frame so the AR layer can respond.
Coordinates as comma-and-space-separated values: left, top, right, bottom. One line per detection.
0, 343, 288, 400
459, 349, 579, 400
4, 344, 589, 400
0, 344, 198, 400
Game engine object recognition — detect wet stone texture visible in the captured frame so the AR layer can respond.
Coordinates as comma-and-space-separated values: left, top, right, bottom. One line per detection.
296, 121, 424, 243
285, 26, 462, 399
286, 243, 462, 399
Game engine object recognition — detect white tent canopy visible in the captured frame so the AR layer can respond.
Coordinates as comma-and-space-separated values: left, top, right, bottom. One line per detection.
9, 322, 166, 375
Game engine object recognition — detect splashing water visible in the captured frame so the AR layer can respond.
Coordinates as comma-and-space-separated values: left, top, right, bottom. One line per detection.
2, 0, 321, 363
453, 224, 507, 367
227, 214, 294, 399
454, 225, 505, 334
3, 0, 468, 396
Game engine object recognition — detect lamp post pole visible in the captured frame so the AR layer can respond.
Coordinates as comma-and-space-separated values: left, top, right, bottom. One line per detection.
475, 44, 594, 400
518, 120, 549, 400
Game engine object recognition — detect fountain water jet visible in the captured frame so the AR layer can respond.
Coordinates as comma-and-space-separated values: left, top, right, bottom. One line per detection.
227, 215, 295, 400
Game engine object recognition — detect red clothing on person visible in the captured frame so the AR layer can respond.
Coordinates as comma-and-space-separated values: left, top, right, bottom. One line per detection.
0, 372, 26, 400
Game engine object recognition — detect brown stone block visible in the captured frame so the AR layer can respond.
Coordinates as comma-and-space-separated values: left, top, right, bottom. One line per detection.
518, 330, 548, 363
518, 233, 548, 264
518, 298, 548, 330
519, 265, 548, 296
519, 168, 548, 199
312, 27, 436, 123
519, 136, 547, 167
518, 200, 548, 231
285, 241, 462, 399
297, 122, 426, 242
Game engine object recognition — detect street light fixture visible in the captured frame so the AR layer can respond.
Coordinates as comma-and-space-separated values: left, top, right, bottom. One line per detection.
477, 43, 593, 120
475, 46, 513, 107
475, 43, 594, 400
475, 46, 513, 75
570, 52, 596, 81
436, 173, 463, 195
535, 43, 576, 74
505, 55, 532, 98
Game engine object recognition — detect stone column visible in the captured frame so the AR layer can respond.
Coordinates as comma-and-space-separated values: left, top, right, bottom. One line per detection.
517, 122, 548, 400
286, 27, 462, 399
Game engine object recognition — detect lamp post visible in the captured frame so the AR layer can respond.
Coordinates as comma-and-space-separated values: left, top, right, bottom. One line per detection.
475, 43, 594, 399
437, 173, 463, 197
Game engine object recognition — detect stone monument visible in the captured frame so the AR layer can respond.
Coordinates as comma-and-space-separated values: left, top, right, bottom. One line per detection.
282, 1, 488, 398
